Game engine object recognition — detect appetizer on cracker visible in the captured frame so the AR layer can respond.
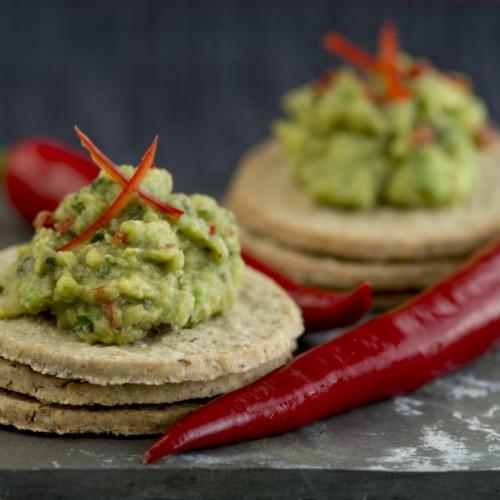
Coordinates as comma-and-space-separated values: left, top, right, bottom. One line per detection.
226, 23, 499, 308
0, 129, 303, 435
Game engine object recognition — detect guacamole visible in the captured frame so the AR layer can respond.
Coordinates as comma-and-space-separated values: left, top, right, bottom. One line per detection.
0, 166, 244, 344
274, 63, 489, 209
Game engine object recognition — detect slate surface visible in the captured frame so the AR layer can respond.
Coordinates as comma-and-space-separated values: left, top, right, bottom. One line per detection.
1, 2, 500, 497
0, 197, 499, 499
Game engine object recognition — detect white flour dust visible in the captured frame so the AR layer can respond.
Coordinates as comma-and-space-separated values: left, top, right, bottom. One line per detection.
392, 396, 424, 416
453, 411, 500, 452
435, 374, 500, 400
368, 425, 482, 471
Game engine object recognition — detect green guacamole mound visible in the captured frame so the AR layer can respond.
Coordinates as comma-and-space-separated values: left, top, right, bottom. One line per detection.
274, 63, 489, 209
0, 166, 244, 344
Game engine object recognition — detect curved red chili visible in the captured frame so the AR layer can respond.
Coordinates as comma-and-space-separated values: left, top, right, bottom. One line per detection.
242, 251, 372, 332
144, 240, 500, 463
5, 138, 98, 222
322, 23, 411, 102
58, 135, 158, 252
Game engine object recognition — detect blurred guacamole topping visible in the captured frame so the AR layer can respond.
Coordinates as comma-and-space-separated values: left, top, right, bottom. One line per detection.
0, 166, 244, 344
275, 53, 491, 209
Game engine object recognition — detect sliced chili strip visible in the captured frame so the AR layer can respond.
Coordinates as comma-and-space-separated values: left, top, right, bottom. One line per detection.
74, 126, 183, 220
377, 22, 411, 101
58, 136, 158, 252
322, 32, 378, 71
323, 24, 411, 102
242, 251, 372, 331
378, 21, 399, 64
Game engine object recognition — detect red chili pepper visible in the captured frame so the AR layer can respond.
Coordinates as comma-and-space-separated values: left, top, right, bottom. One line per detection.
322, 23, 411, 102
5, 138, 98, 223
144, 240, 500, 463
208, 222, 217, 236
410, 125, 437, 147
95, 287, 121, 329
242, 251, 372, 332
113, 230, 130, 246
377, 22, 412, 102
322, 32, 378, 71
58, 135, 158, 252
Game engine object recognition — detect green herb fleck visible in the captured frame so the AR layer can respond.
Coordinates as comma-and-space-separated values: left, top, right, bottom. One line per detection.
143, 300, 153, 310
71, 201, 86, 213
91, 177, 105, 190
128, 205, 144, 220
91, 231, 105, 243
74, 315, 94, 333
97, 265, 110, 278
45, 257, 56, 266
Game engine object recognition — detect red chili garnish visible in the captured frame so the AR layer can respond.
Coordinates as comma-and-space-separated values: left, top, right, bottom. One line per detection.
406, 61, 431, 78
74, 126, 183, 221
33, 210, 54, 230
208, 223, 217, 236
58, 135, 158, 252
322, 23, 411, 102
144, 240, 500, 462
95, 287, 121, 329
113, 231, 130, 246
242, 251, 372, 332
322, 32, 378, 71
102, 301, 121, 329
377, 22, 411, 102
54, 216, 75, 235
314, 69, 337, 95
410, 125, 437, 147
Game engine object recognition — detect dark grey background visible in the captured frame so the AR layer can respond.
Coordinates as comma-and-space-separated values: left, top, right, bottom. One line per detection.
1, 0, 499, 196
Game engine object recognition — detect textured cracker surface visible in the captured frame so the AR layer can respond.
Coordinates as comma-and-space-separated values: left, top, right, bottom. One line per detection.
0, 354, 289, 406
0, 247, 303, 385
0, 388, 198, 435
226, 139, 500, 261
241, 228, 461, 292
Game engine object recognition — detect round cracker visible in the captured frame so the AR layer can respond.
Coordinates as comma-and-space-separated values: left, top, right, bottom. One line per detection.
0, 354, 289, 406
241, 227, 460, 292
226, 139, 500, 262
0, 388, 198, 435
0, 246, 303, 385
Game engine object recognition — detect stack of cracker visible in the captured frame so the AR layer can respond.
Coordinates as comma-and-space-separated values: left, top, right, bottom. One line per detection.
0, 247, 302, 435
226, 140, 500, 310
